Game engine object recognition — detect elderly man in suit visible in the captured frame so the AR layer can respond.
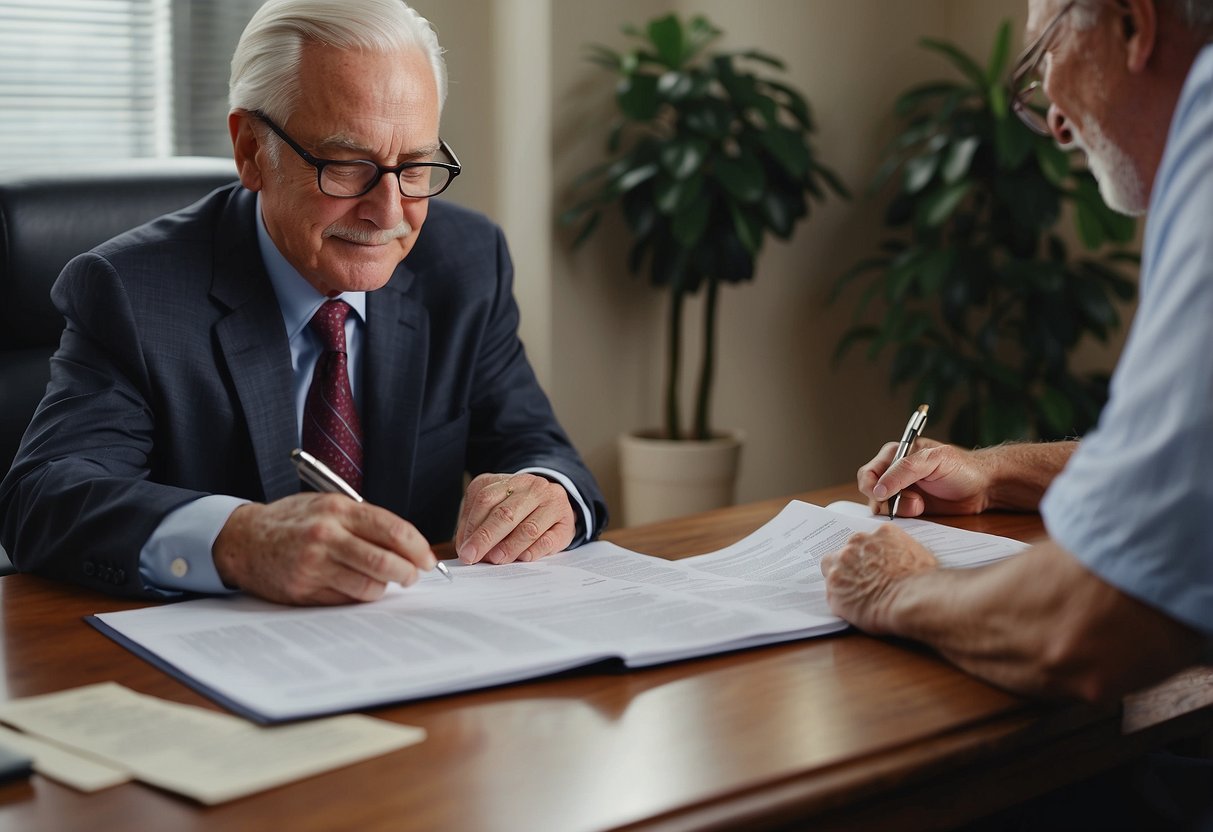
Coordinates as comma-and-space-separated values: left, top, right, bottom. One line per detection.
0, 0, 606, 605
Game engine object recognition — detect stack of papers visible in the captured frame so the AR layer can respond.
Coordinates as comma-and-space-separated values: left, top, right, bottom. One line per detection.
90, 500, 1028, 723
0, 683, 424, 802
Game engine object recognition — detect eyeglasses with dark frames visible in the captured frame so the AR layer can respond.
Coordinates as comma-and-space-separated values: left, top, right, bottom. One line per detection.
251, 110, 461, 199
1007, 0, 1079, 136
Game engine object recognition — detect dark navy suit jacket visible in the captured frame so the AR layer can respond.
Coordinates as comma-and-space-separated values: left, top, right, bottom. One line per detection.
0, 185, 606, 598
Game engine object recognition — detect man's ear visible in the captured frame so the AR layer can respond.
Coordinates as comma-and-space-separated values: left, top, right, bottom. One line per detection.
1121, 0, 1157, 73
229, 110, 265, 192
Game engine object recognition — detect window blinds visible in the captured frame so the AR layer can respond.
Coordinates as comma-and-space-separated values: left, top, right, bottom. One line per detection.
0, 0, 172, 163
0, 0, 263, 166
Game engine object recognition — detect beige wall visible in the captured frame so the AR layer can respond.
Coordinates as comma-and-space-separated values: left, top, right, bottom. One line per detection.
414, 0, 1126, 526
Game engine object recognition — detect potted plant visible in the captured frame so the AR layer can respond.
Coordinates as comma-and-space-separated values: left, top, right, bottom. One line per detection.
562, 13, 846, 524
832, 22, 1138, 447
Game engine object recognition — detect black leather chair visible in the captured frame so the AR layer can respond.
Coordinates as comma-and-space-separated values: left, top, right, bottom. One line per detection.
0, 157, 239, 572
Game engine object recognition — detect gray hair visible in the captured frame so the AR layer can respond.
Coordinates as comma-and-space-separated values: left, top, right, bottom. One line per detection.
229, 0, 447, 123
1072, 0, 1213, 35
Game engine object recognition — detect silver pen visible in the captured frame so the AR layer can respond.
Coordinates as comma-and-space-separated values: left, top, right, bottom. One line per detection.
888, 404, 929, 519
290, 448, 454, 582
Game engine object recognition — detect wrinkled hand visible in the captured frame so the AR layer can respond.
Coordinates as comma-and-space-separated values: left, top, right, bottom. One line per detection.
213, 493, 438, 605
455, 473, 576, 565
858, 437, 993, 517
820, 524, 938, 634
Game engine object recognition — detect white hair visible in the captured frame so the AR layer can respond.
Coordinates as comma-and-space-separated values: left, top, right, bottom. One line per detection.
229, 0, 447, 123
1071, 0, 1213, 35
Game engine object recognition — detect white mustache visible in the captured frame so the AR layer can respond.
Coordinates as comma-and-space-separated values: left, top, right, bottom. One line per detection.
323, 220, 412, 245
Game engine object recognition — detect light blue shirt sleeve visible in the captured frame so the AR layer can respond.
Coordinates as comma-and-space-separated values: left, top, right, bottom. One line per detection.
139, 496, 249, 597
1040, 45, 1213, 640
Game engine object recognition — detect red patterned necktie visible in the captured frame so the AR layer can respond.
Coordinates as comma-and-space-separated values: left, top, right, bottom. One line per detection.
302, 299, 364, 493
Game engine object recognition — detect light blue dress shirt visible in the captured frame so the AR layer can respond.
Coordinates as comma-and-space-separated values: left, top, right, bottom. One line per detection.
140, 196, 590, 595
1041, 46, 1213, 640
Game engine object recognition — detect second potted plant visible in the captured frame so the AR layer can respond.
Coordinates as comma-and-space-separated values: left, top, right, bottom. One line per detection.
563, 13, 846, 525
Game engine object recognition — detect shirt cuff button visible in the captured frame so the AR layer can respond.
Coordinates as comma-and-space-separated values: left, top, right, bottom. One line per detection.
170, 557, 190, 579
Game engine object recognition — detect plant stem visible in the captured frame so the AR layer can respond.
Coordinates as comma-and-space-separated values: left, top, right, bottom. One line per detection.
666, 284, 684, 440
693, 273, 719, 440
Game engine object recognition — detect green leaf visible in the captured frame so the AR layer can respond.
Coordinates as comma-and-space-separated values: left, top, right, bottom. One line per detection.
760, 189, 795, 237
656, 70, 696, 100
647, 14, 685, 68
739, 48, 785, 69
994, 170, 1061, 230
654, 173, 703, 215
617, 74, 661, 120
986, 21, 1012, 86
1073, 181, 1137, 243
919, 181, 971, 228
661, 138, 709, 179
715, 152, 765, 202
606, 121, 625, 154
762, 80, 815, 130
1074, 200, 1106, 249
812, 162, 851, 199
1037, 386, 1075, 435
612, 161, 660, 194
989, 83, 1008, 120
585, 44, 621, 71
994, 115, 1036, 168
1035, 141, 1070, 186
979, 396, 1030, 444
729, 202, 764, 255
683, 15, 721, 62
1074, 276, 1118, 328
671, 196, 710, 247
832, 325, 880, 364
829, 255, 891, 302
904, 152, 941, 194
567, 211, 601, 248
1079, 259, 1137, 301
759, 126, 810, 178
920, 37, 987, 90
941, 136, 980, 183
918, 248, 956, 294
684, 100, 732, 137
894, 81, 966, 117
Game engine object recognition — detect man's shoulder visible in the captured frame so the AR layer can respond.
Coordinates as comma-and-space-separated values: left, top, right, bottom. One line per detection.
91, 183, 251, 265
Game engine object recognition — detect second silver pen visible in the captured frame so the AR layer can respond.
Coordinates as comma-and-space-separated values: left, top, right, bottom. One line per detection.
888, 404, 929, 520
290, 448, 454, 582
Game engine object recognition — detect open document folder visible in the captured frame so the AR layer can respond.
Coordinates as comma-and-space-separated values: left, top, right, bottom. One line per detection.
89, 500, 1028, 723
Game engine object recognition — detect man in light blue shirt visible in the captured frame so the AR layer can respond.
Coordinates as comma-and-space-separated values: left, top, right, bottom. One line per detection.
821, 0, 1213, 704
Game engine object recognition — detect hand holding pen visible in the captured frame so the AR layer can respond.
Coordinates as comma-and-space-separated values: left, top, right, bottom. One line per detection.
887, 405, 928, 519
292, 449, 453, 582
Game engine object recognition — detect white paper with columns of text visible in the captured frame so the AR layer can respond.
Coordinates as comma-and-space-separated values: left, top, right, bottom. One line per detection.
90, 500, 1027, 723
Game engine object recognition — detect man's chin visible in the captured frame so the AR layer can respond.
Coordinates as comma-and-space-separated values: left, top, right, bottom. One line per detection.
1095, 176, 1148, 217
316, 243, 411, 292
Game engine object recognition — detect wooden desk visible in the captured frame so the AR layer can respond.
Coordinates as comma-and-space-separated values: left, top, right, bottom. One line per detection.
1, 485, 1210, 831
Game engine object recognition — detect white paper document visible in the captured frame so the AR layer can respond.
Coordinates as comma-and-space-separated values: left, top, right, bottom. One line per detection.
0, 723, 130, 792
91, 501, 1028, 723
0, 683, 424, 804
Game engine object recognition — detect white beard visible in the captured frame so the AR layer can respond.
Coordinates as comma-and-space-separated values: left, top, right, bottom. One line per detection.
1070, 117, 1148, 217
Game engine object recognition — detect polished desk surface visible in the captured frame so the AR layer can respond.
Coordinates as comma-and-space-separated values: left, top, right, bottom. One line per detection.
1, 485, 1210, 831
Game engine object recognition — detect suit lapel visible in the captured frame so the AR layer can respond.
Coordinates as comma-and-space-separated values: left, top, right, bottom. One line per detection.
363, 264, 428, 516
209, 189, 299, 501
